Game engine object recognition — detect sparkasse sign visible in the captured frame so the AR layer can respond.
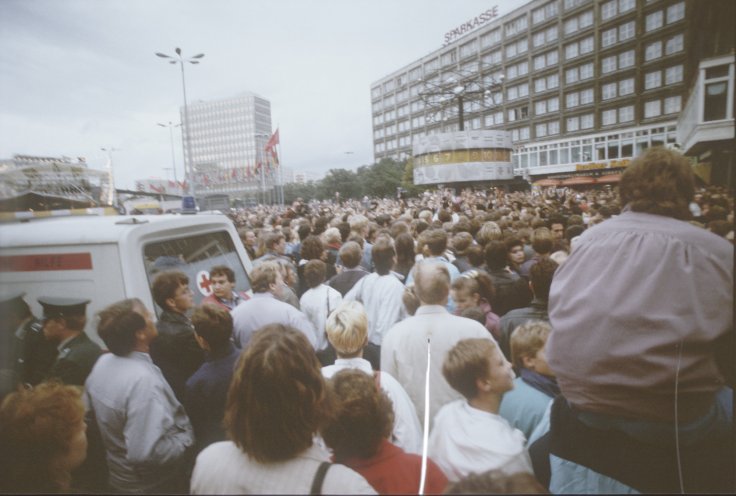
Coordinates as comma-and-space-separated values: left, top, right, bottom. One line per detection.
444, 6, 499, 46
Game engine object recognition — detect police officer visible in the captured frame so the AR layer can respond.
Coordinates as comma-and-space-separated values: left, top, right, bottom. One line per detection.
0, 291, 56, 399
39, 296, 101, 386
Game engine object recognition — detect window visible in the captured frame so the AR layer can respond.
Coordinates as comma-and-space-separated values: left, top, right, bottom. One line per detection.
564, 0, 589, 10
481, 28, 502, 48
645, 41, 663, 61
580, 62, 594, 80
536, 123, 548, 137
548, 120, 560, 135
460, 39, 478, 58
619, 78, 635, 95
566, 66, 579, 84
667, 2, 685, 23
665, 65, 683, 85
704, 81, 728, 121
533, 31, 546, 47
425, 58, 439, 73
602, 27, 617, 48
409, 67, 422, 82
665, 33, 684, 55
535, 77, 547, 92
566, 91, 580, 108
441, 50, 457, 67
601, 0, 617, 20
602, 55, 617, 73
644, 99, 662, 118
144, 231, 251, 314
602, 82, 617, 100
580, 88, 594, 104
619, 105, 635, 122
619, 21, 635, 41
580, 36, 594, 54
664, 95, 681, 114
645, 10, 664, 32
565, 42, 579, 60
482, 49, 502, 66
567, 116, 580, 131
620, 0, 635, 13
383, 80, 394, 92
505, 15, 529, 37
645, 70, 662, 90
371, 87, 382, 99
533, 1, 558, 24
602, 109, 617, 125
619, 49, 635, 69
581, 113, 594, 129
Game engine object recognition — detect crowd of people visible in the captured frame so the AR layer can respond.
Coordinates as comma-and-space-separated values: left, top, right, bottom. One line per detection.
0, 147, 733, 494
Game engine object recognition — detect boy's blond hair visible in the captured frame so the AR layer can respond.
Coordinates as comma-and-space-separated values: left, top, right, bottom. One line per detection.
510, 320, 552, 370
325, 301, 368, 357
442, 338, 497, 400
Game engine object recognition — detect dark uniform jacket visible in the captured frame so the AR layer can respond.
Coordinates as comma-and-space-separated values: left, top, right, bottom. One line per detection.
48, 332, 102, 386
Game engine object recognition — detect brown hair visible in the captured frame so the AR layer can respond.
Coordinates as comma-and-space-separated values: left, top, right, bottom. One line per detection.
338, 241, 362, 269
152, 271, 189, 309
209, 265, 235, 283
97, 298, 146, 356
322, 369, 394, 460
530, 258, 558, 301
191, 304, 233, 350
371, 237, 396, 275
510, 320, 552, 370
620, 147, 694, 220
419, 228, 448, 256
304, 259, 327, 289
0, 381, 85, 493
250, 262, 280, 293
300, 235, 325, 261
224, 324, 329, 462
442, 338, 496, 400
531, 227, 553, 255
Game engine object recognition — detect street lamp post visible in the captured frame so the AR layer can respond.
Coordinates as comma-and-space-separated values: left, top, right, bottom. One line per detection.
100, 147, 119, 207
157, 121, 181, 185
155, 48, 204, 200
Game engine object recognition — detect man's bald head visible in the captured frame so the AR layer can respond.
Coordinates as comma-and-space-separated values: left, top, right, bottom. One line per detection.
414, 262, 450, 306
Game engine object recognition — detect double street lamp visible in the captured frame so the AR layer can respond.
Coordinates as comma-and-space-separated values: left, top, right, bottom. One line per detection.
155, 47, 204, 199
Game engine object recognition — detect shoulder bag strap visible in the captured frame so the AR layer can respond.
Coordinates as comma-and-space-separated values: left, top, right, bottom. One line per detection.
310, 461, 332, 495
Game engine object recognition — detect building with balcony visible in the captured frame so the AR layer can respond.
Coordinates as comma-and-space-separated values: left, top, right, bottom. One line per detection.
371, 0, 734, 187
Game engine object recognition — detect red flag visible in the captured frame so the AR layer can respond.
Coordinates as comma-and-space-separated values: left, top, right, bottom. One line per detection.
264, 128, 279, 152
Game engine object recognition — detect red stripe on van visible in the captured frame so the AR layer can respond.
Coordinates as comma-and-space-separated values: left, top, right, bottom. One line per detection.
0, 253, 93, 272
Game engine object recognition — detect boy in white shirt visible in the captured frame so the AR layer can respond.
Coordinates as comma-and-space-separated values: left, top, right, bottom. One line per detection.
429, 338, 533, 482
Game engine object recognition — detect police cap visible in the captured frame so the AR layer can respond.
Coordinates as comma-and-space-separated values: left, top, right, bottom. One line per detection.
37, 297, 90, 319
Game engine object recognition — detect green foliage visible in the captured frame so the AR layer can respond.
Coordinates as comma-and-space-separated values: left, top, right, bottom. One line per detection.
283, 158, 412, 202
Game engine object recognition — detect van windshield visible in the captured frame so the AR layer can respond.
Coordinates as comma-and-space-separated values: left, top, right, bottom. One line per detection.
143, 230, 251, 316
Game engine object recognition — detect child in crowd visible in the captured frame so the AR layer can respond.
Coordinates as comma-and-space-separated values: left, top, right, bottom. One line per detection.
322, 369, 448, 494
450, 270, 500, 340
499, 321, 558, 442
428, 338, 532, 482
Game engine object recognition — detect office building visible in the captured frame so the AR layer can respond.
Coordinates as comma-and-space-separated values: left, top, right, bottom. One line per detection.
182, 92, 275, 201
371, 0, 734, 187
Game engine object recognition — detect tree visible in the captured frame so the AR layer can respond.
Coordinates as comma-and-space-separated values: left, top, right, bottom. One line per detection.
360, 158, 405, 198
319, 168, 362, 200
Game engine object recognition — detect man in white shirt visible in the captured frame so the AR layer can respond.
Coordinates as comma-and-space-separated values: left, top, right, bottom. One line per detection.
344, 237, 407, 349
232, 262, 316, 350
381, 261, 495, 428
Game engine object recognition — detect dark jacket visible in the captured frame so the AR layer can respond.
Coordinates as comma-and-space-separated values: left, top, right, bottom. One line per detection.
328, 267, 370, 297
486, 268, 533, 318
151, 310, 205, 403
47, 333, 102, 386
185, 344, 240, 453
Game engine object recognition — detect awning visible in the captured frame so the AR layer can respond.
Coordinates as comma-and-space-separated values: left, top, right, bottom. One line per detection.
596, 173, 623, 184
560, 176, 596, 186
533, 178, 562, 187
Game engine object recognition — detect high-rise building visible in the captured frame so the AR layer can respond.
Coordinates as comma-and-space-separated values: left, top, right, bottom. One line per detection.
182, 92, 276, 201
371, 0, 734, 187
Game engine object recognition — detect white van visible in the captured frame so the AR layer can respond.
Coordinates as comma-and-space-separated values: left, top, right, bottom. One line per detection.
0, 214, 252, 345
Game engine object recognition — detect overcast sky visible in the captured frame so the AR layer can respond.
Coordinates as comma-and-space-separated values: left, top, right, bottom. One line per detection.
0, 0, 529, 189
